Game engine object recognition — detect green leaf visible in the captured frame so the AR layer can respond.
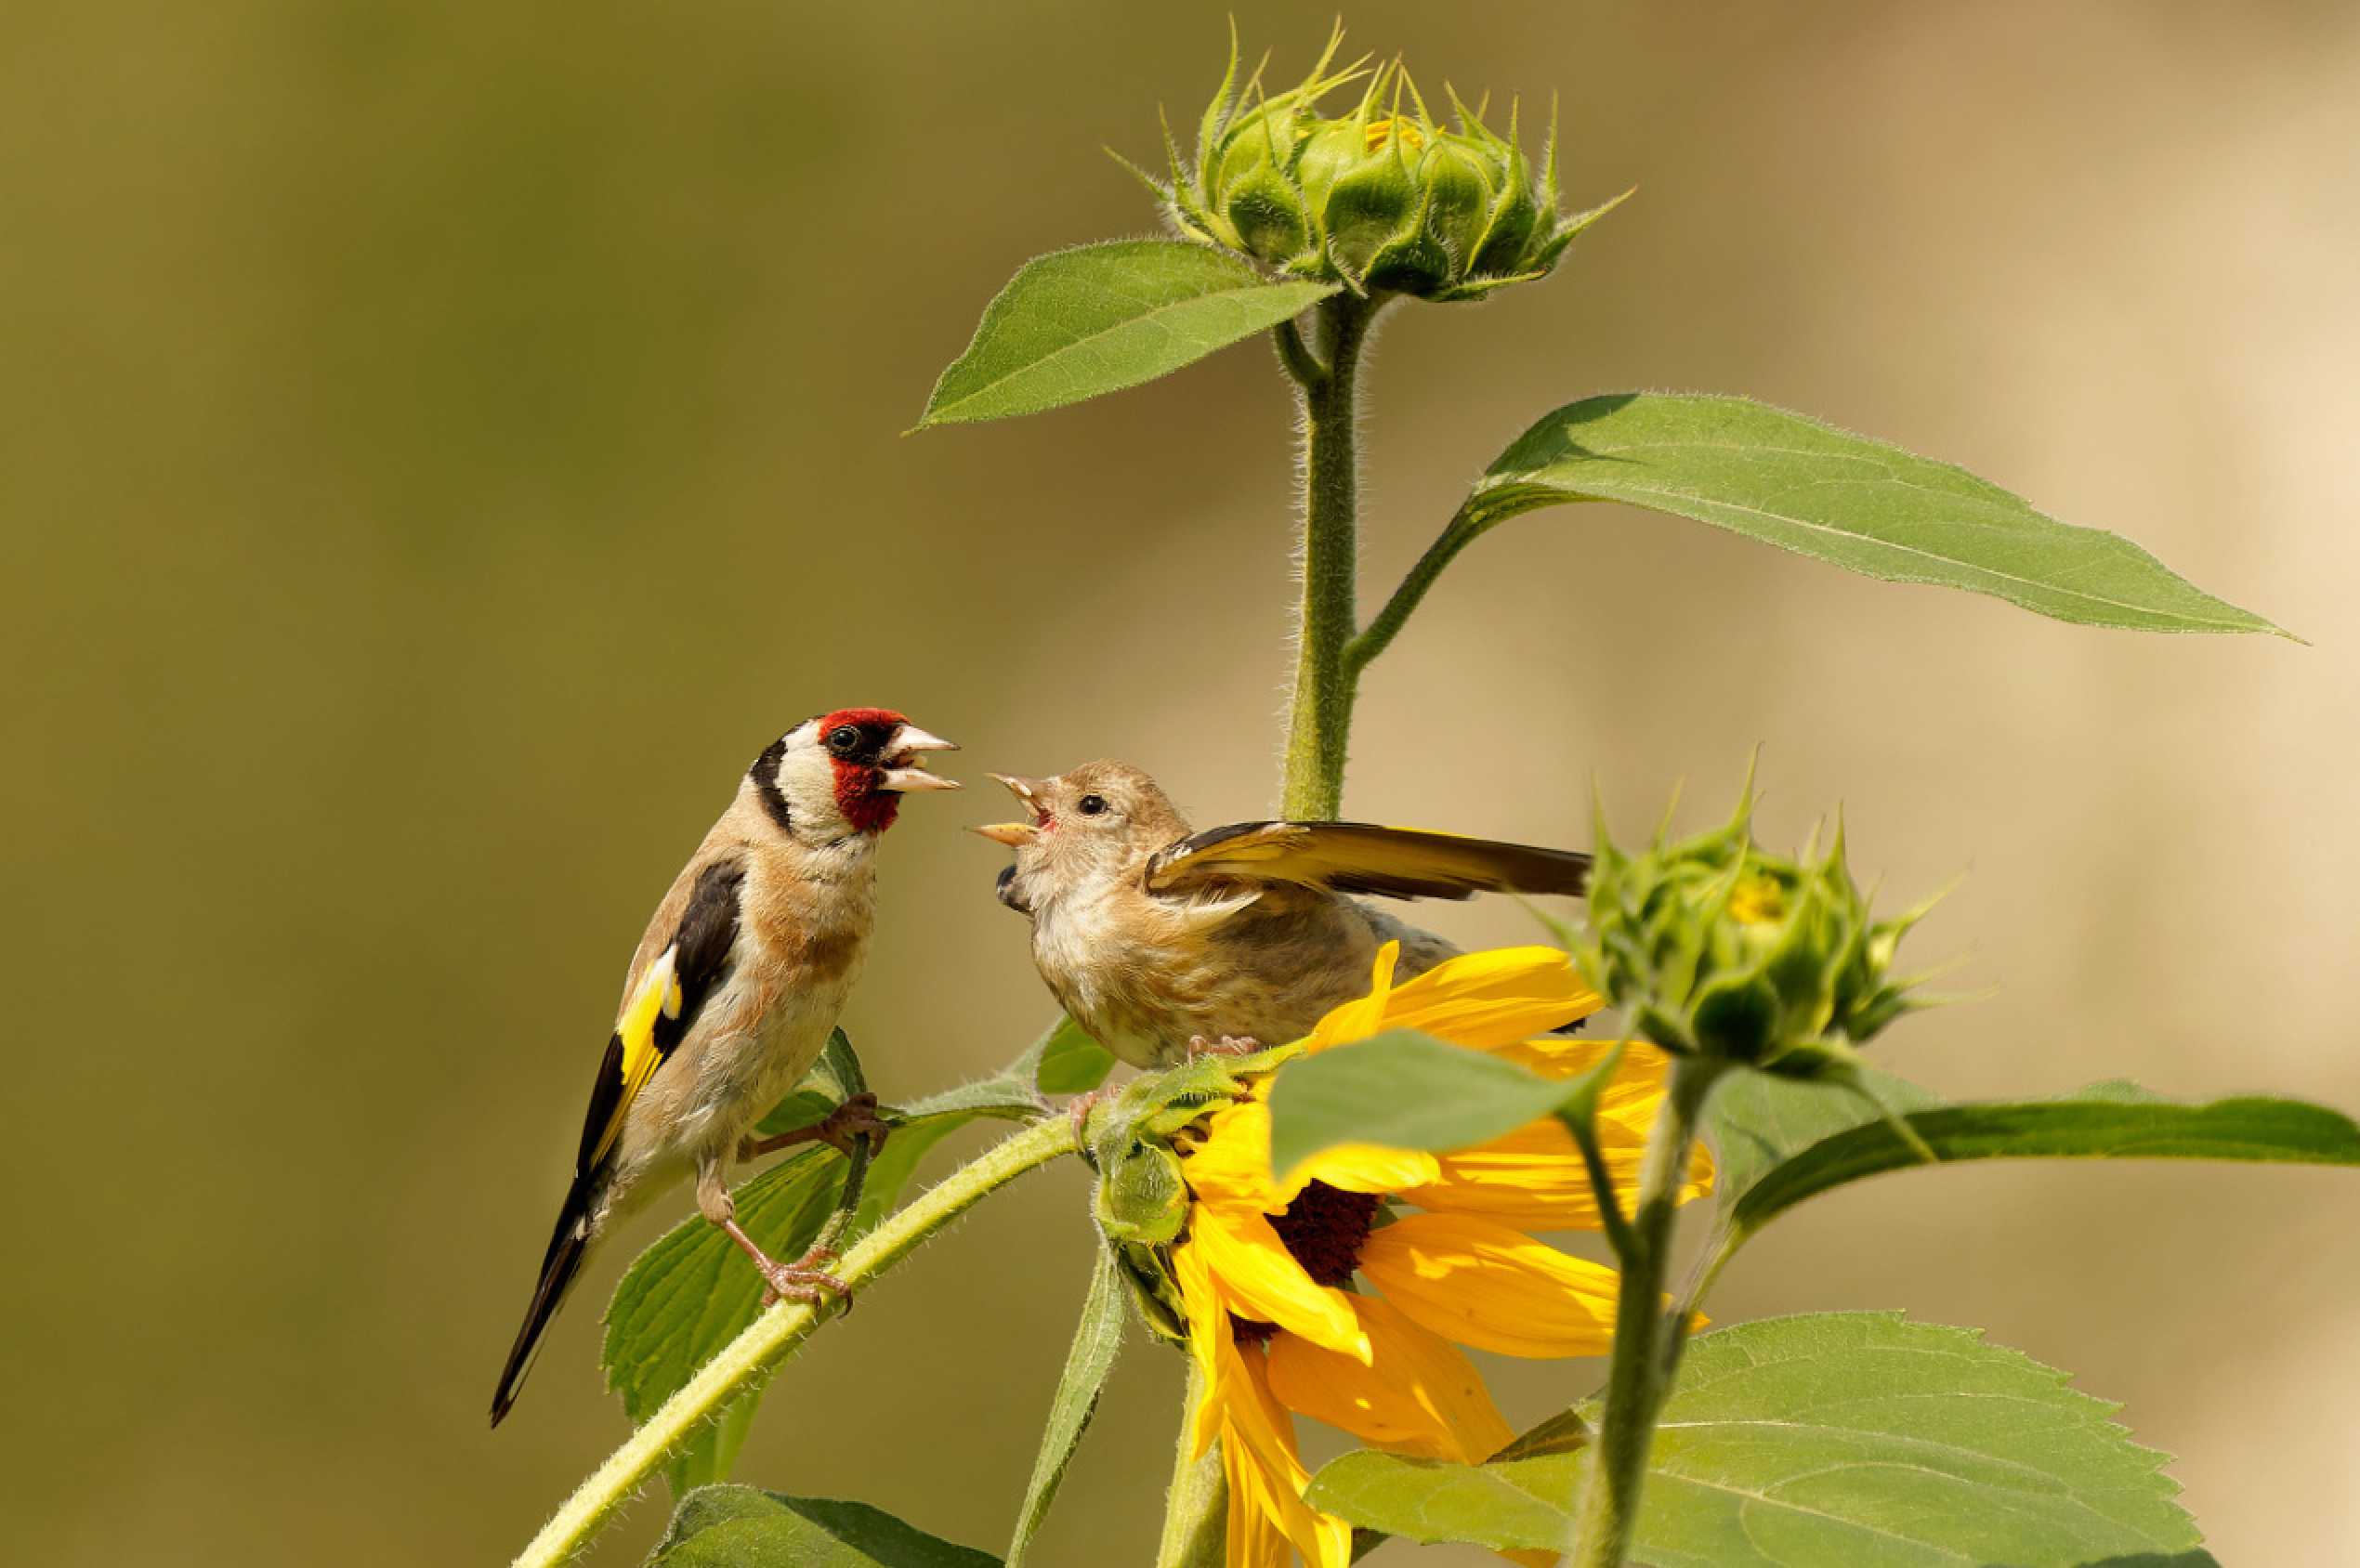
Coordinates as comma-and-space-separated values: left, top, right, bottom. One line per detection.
603, 1146, 847, 1494
1308, 1449, 1578, 1554
1706, 1064, 1937, 1210
916, 241, 1339, 426
751, 1028, 872, 1138
1266, 1029, 1570, 1182
1466, 393, 2284, 634
1033, 1015, 1117, 1097
604, 1055, 1039, 1493
1732, 1086, 2360, 1245
649, 1484, 1000, 1567
1003, 1246, 1128, 1567
1309, 1313, 2210, 1566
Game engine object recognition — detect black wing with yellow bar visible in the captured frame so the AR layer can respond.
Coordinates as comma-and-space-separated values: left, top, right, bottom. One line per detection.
572, 856, 746, 1176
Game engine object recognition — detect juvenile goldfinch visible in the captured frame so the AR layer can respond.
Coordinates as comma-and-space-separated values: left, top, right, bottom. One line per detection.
490, 709, 958, 1427
974, 762, 1591, 1068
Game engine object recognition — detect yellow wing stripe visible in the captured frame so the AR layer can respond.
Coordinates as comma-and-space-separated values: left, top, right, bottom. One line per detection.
592, 945, 681, 1168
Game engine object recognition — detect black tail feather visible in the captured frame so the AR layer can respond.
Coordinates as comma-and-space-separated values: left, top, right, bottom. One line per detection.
489, 1184, 596, 1427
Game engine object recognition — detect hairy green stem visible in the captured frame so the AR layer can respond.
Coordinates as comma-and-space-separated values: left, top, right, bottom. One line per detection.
1154, 1363, 1228, 1568
1568, 1060, 1723, 1568
1279, 293, 1376, 820
510, 1117, 1073, 1568
1346, 508, 1492, 677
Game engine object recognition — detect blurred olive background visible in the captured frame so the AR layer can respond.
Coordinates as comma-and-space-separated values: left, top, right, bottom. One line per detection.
6, 2, 2356, 1563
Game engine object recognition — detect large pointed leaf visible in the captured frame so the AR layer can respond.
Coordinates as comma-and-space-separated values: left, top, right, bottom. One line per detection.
1465, 394, 2283, 634
1003, 1246, 1128, 1566
1731, 1085, 2360, 1245
1266, 1029, 1574, 1182
1033, 1015, 1117, 1096
604, 1146, 850, 1495
917, 241, 1338, 425
1705, 1064, 1936, 1210
649, 1485, 1000, 1567
1309, 1313, 2211, 1566
602, 1035, 1045, 1494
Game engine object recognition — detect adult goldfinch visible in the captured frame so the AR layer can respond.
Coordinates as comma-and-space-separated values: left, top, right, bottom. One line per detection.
489, 709, 958, 1426
974, 762, 1590, 1068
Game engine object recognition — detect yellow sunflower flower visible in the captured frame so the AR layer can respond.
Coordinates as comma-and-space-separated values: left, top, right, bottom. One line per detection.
1170, 942, 1712, 1568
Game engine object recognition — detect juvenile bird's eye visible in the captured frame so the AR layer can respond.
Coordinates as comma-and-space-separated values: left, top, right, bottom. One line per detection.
1077, 793, 1108, 817
827, 725, 859, 754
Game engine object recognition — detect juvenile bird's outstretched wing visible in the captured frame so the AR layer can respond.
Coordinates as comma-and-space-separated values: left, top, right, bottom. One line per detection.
1145, 820, 1591, 902
490, 855, 747, 1425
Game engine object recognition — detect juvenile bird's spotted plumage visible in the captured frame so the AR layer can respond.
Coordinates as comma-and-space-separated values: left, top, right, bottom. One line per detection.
975, 761, 1591, 1067
490, 709, 959, 1426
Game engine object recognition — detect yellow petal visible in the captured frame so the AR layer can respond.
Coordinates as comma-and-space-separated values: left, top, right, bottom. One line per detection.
1266, 1295, 1514, 1464
1172, 1242, 1227, 1458
1191, 1204, 1371, 1363
1359, 1212, 1620, 1358
1394, 1118, 1632, 1231
1185, 1098, 1441, 1205
1372, 947, 1604, 1050
1181, 1101, 1281, 1208
1224, 1451, 1294, 1568
1229, 1339, 1355, 1568
1303, 942, 1404, 1051
1290, 1140, 1442, 1200
1490, 1034, 1673, 1085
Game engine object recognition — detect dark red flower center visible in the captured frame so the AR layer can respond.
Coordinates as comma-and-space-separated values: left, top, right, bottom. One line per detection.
1228, 1180, 1380, 1344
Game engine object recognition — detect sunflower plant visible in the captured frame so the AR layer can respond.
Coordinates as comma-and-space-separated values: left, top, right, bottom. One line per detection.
508, 24, 2355, 1568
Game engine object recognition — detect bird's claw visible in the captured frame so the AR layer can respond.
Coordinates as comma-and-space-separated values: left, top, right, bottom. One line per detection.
1187, 1034, 1263, 1059
738, 1091, 892, 1164
1067, 1088, 1106, 1157
759, 1245, 853, 1313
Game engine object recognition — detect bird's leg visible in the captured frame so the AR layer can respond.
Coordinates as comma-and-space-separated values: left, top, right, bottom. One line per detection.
1187, 1035, 1264, 1059
736, 1091, 890, 1163
724, 1221, 852, 1310
698, 1157, 853, 1311
1067, 1088, 1106, 1158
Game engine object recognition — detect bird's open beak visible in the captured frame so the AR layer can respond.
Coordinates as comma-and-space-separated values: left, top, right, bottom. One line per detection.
970, 772, 1048, 845
878, 725, 961, 793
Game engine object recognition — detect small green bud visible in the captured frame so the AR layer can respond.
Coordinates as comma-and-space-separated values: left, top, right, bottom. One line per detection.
1320, 132, 1423, 280
1580, 773, 1942, 1073
1224, 165, 1311, 266
1095, 1139, 1188, 1246
1418, 138, 1496, 267
1112, 1241, 1188, 1346
1145, 34, 1619, 302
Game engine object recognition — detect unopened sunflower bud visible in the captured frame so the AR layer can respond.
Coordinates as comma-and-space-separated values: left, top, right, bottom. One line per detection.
1580, 777, 1939, 1073
1147, 30, 1624, 302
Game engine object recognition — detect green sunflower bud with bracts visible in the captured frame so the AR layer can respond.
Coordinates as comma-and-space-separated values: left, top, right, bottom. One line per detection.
1130, 25, 1629, 303
1579, 773, 1943, 1074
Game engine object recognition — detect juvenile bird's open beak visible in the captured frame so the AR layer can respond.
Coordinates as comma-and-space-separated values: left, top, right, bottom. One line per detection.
970, 772, 1048, 845
878, 725, 961, 793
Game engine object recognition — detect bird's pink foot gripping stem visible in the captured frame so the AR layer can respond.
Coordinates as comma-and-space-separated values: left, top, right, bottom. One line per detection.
716, 1217, 855, 1312
738, 1091, 892, 1164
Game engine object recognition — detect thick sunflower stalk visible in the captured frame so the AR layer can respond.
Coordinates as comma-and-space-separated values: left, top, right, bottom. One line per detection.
1564, 783, 1934, 1568
1127, 27, 1623, 819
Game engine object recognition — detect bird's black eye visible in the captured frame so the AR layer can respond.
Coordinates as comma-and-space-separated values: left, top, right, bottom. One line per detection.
826, 725, 860, 754
1077, 793, 1108, 817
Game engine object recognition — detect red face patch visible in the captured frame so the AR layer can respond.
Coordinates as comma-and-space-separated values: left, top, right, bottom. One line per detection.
820, 707, 910, 835
835, 777, 900, 834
